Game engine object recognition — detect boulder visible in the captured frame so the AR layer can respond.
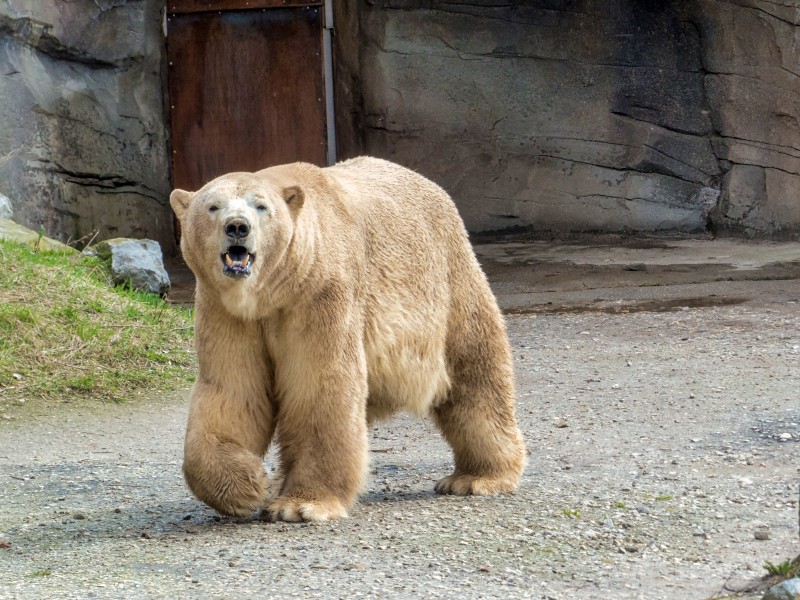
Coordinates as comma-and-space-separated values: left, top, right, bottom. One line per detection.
94, 238, 170, 296
0, 219, 77, 253
762, 578, 800, 600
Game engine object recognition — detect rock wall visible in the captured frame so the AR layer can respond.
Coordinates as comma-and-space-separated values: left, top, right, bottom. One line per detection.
336, 0, 800, 237
1, 1, 796, 244
0, 0, 173, 250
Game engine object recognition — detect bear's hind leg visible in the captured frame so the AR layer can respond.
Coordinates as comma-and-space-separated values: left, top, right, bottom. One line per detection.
433, 316, 525, 495
432, 391, 526, 495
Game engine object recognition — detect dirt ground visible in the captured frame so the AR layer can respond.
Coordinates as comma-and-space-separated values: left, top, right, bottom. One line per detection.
1, 234, 799, 599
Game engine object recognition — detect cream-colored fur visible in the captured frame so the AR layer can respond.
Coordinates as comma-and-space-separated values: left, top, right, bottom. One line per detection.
170, 157, 526, 522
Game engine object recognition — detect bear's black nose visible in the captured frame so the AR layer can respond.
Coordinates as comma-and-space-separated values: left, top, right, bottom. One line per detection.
225, 218, 250, 240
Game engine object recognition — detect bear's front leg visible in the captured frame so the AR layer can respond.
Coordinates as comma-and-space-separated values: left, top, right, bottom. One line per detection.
265, 317, 368, 522
183, 382, 274, 517
182, 301, 274, 517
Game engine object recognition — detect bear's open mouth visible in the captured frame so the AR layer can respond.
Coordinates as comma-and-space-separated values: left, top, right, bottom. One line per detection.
221, 246, 255, 278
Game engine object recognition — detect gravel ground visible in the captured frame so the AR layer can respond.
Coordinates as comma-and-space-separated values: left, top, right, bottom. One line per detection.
1, 239, 799, 599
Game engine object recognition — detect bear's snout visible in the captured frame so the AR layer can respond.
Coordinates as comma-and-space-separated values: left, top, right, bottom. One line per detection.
225, 217, 250, 240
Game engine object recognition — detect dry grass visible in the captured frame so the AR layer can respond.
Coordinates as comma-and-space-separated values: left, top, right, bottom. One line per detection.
0, 238, 195, 407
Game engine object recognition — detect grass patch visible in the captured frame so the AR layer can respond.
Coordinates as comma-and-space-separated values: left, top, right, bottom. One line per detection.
27, 569, 52, 578
0, 239, 195, 406
764, 557, 800, 578
561, 508, 581, 518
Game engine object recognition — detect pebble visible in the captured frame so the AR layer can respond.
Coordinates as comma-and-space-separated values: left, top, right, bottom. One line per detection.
754, 526, 770, 541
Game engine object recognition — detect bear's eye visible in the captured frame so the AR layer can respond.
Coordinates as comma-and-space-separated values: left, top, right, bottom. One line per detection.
256, 205, 268, 213
208, 205, 219, 213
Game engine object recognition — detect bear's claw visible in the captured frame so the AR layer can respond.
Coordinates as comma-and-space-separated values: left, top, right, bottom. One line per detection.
434, 473, 519, 496
262, 497, 348, 522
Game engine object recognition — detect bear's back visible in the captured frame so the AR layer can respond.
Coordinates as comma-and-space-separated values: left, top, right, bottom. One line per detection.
324, 157, 488, 419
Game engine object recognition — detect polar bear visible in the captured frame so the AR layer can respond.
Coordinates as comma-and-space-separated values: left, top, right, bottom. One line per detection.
170, 157, 525, 522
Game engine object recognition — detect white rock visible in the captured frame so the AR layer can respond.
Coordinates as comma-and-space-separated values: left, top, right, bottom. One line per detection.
94, 238, 171, 296
0, 193, 12, 219
762, 578, 800, 600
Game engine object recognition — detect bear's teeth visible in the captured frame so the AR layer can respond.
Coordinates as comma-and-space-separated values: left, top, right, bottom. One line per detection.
242, 254, 250, 267
225, 255, 233, 267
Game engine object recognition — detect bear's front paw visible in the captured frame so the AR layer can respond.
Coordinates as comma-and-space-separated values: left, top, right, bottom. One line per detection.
183, 450, 269, 517
434, 473, 519, 496
262, 496, 348, 522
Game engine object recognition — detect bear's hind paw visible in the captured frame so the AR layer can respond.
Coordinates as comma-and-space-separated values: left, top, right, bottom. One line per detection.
262, 496, 348, 523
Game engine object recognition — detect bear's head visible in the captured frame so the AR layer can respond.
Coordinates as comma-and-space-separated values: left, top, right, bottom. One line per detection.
170, 171, 304, 292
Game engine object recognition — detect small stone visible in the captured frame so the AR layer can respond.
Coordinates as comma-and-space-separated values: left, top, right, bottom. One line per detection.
778, 432, 792, 441
754, 526, 770, 541
73, 513, 86, 520
623, 263, 646, 272
478, 564, 491, 572
556, 419, 569, 428
12, 373, 22, 380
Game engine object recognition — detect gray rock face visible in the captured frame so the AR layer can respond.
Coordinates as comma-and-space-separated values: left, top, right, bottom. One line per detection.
336, 0, 800, 237
0, 0, 173, 251
94, 238, 170, 296
2, 1, 797, 242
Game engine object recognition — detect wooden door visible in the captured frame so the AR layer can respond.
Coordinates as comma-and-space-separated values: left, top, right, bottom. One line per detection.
166, 1, 327, 197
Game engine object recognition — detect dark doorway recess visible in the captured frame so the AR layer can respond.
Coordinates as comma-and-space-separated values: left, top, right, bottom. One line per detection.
166, 1, 327, 198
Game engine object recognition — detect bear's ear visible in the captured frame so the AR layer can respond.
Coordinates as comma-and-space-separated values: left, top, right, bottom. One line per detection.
282, 186, 304, 210
170, 189, 193, 220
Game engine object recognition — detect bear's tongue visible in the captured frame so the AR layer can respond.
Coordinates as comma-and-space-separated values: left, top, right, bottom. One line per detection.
222, 246, 253, 277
